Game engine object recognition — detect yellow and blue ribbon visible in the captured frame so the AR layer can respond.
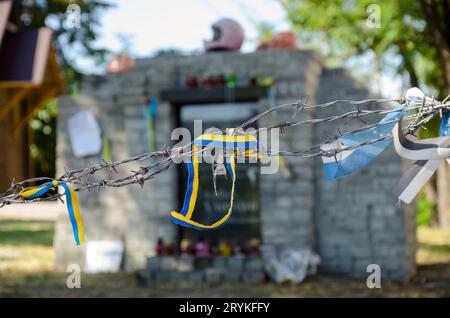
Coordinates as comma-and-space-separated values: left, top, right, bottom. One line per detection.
20, 180, 85, 245
170, 133, 260, 230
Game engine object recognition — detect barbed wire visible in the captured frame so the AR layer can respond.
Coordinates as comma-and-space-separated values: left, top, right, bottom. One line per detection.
0, 95, 448, 207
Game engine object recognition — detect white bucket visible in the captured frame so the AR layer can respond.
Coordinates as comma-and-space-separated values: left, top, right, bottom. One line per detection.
84, 240, 124, 273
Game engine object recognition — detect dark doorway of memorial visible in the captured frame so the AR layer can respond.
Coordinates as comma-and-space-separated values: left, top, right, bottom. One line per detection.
177, 102, 261, 255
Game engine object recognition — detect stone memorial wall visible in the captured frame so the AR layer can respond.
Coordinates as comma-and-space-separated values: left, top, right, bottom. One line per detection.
55, 50, 416, 282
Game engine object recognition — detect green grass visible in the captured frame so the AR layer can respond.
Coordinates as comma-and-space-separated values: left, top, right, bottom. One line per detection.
0, 219, 54, 246
1, 217, 450, 297
417, 227, 450, 264
0, 218, 54, 273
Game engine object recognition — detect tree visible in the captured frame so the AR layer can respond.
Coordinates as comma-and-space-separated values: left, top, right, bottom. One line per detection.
281, 0, 450, 227
419, 0, 450, 228
11, 0, 113, 178
12, 0, 113, 86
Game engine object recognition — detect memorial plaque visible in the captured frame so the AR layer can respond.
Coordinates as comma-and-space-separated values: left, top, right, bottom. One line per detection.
179, 103, 261, 246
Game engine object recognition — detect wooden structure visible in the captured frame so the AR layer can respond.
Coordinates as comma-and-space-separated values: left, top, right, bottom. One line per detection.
0, 0, 64, 191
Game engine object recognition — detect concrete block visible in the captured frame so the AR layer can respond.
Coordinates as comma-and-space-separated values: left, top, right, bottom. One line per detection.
154, 271, 172, 284
228, 256, 245, 271
189, 271, 205, 284
245, 256, 264, 271
223, 271, 242, 283
241, 271, 265, 284
147, 256, 160, 272
172, 271, 189, 282
176, 256, 195, 272
160, 256, 177, 271
205, 268, 223, 284
212, 257, 228, 269
195, 257, 211, 270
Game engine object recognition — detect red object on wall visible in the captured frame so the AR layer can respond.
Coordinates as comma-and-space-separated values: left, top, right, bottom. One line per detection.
257, 32, 298, 50
185, 75, 199, 88
107, 54, 135, 74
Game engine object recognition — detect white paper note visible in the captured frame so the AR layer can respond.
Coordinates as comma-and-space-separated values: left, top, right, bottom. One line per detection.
67, 110, 102, 158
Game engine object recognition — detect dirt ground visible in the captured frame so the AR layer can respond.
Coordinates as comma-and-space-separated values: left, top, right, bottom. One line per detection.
0, 217, 449, 297
1, 265, 450, 297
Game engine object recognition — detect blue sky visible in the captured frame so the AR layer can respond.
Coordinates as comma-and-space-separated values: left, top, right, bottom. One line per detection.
72, 0, 402, 98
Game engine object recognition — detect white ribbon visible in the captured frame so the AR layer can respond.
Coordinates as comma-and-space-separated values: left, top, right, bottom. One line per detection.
392, 105, 450, 204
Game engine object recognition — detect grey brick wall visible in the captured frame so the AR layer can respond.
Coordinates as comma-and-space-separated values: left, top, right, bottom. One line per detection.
55, 93, 129, 269
313, 68, 416, 281
55, 50, 416, 281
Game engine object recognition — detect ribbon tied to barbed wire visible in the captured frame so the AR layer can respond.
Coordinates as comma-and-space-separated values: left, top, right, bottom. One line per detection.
318, 87, 443, 181
392, 114, 450, 204
320, 104, 405, 180
170, 131, 261, 230
20, 180, 85, 245
391, 88, 450, 204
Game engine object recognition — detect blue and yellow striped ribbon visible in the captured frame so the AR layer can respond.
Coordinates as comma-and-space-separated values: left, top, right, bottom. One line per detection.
170, 133, 260, 230
20, 180, 85, 245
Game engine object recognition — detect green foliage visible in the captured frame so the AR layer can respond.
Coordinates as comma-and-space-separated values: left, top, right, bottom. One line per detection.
12, 0, 114, 86
16, 1, 112, 177
0, 219, 54, 247
25, 0, 114, 84
284, 0, 446, 96
256, 22, 276, 42
284, 1, 450, 227
417, 193, 436, 227
30, 100, 57, 178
